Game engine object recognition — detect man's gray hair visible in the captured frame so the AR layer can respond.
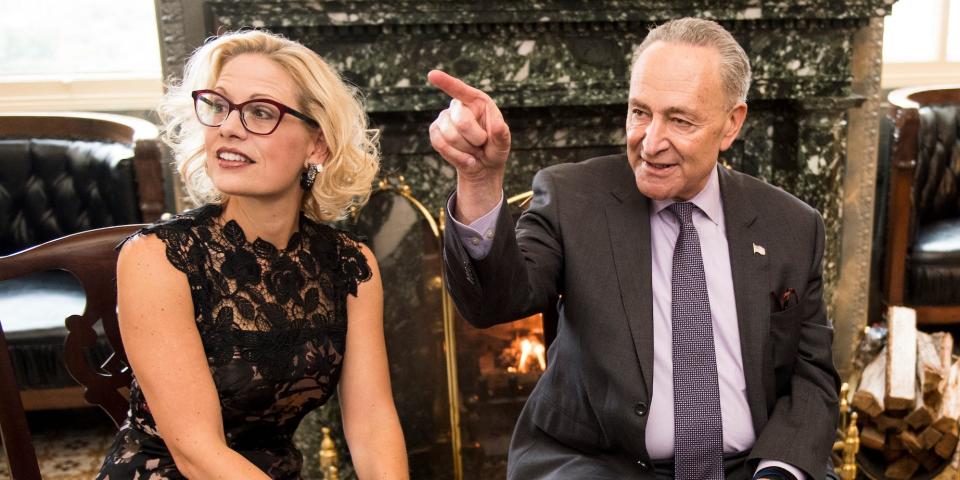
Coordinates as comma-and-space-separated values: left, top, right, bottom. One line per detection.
632, 18, 751, 107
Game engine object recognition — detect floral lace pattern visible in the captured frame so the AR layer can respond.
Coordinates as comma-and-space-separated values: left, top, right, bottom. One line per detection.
97, 204, 370, 480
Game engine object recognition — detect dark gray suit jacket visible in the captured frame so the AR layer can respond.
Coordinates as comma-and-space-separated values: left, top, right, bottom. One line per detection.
443, 154, 840, 479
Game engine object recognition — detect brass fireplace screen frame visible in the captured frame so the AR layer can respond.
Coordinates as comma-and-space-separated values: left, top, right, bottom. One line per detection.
352, 176, 534, 480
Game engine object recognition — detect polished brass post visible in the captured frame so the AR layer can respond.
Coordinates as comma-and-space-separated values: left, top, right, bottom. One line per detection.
320, 426, 340, 480
840, 412, 859, 480
832, 383, 859, 479
839, 382, 850, 435
438, 207, 465, 480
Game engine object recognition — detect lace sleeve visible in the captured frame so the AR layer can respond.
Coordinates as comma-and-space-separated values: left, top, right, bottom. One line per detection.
115, 210, 205, 279
337, 231, 372, 297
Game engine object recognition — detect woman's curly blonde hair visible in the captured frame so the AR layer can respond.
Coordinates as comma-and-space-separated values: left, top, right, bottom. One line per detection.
158, 29, 379, 222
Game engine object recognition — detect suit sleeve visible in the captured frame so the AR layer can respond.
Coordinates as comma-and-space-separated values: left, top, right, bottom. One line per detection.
748, 211, 841, 480
443, 169, 564, 328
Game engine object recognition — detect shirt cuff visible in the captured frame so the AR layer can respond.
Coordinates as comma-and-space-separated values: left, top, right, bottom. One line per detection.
447, 191, 504, 260
755, 460, 806, 480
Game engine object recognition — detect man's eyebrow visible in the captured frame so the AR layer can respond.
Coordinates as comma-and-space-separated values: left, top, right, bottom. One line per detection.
663, 106, 699, 119
628, 99, 701, 120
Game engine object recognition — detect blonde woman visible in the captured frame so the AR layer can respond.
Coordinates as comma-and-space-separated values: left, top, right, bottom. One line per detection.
97, 30, 408, 479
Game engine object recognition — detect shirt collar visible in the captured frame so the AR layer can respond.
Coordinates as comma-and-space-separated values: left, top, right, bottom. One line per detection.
651, 165, 722, 225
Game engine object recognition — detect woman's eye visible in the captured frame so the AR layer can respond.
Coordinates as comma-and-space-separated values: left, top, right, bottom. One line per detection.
253, 107, 274, 119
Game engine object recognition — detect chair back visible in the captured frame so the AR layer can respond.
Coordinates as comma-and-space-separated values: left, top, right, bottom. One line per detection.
0, 112, 164, 255
888, 86, 960, 225
883, 85, 960, 322
0, 224, 143, 479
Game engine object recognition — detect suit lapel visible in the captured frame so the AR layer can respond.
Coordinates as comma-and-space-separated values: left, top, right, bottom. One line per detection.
719, 166, 769, 432
606, 169, 655, 399
603, 163, 770, 422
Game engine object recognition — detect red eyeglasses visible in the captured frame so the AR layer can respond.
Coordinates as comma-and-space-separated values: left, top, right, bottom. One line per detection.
192, 89, 319, 135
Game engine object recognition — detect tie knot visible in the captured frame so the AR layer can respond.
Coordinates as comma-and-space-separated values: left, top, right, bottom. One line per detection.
667, 202, 695, 225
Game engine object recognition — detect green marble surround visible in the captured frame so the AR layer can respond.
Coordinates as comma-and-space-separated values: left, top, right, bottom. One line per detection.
155, 0, 891, 477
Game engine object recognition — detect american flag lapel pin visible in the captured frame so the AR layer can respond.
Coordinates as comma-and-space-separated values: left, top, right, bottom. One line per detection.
752, 243, 766, 256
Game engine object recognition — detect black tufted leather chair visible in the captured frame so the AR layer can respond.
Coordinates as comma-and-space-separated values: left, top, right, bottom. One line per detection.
0, 112, 163, 410
883, 86, 960, 325
0, 112, 164, 254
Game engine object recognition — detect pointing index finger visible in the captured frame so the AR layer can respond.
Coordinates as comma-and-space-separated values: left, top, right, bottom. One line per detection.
427, 70, 487, 103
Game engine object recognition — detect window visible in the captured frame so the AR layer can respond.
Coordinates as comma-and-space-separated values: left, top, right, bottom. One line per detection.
948, 0, 960, 61
0, 0, 163, 112
882, 0, 960, 88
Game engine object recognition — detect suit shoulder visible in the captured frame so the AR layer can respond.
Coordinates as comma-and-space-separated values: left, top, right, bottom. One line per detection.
541, 154, 626, 175
727, 168, 820, 220
538, 154, 629, 188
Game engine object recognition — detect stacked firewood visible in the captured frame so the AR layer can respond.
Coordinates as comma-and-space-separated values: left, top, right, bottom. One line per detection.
852, 307, 960, 479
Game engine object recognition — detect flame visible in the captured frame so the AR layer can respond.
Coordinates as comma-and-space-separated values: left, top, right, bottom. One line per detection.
534, 342, 546, 371
514, 336, 546, 373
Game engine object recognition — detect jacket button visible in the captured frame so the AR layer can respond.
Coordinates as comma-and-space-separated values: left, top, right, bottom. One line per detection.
637, 460, 649, 471
634, 401, 648, 417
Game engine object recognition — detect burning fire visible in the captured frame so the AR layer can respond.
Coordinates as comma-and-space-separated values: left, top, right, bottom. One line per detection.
506, 335, 546, 374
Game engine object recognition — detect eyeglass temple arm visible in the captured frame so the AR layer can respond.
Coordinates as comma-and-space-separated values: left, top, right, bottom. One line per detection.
196, 95, 215, 107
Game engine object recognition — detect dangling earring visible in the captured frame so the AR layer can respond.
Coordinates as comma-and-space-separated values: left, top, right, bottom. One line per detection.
300, 163, 323, 190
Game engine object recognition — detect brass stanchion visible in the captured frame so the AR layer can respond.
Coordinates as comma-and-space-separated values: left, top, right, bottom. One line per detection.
840, 412, 860, 480
320, 426, 340, 480
832, 383, 858, 479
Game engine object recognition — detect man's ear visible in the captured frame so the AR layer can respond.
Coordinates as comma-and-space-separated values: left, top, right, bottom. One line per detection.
308, 132, 328, 166
719, 102, 748, 151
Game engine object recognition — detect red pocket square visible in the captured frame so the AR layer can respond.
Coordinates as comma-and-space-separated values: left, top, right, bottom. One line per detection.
770, 288, 798, 313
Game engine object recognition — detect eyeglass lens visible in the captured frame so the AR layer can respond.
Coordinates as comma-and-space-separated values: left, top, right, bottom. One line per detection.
194, 91, 283, 135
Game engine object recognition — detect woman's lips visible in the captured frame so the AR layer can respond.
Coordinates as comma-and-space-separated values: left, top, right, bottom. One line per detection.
216, 150, 255, 168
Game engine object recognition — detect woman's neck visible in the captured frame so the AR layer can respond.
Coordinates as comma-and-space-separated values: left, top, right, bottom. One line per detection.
221, 195, 302, 248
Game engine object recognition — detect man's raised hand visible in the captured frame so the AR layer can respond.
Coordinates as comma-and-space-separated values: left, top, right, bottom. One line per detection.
428, 70, 511, 223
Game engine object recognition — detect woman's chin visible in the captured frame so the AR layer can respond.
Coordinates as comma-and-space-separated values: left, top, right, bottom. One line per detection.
214, 182, 303, 204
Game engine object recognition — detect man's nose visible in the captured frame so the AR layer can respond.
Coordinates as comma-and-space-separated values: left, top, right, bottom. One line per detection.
641, 117, 668, 157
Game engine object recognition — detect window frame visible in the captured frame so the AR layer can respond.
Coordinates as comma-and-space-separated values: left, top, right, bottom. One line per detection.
0, 74, 163, 113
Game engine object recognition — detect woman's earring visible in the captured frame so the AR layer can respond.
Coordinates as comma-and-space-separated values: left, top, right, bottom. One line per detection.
300, 163, 323, 190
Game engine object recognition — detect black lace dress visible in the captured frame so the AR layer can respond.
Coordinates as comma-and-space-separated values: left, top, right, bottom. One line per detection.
97, 204, 370, 480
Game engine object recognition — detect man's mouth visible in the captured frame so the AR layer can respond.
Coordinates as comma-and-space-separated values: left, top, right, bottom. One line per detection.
643, 160, 675, 170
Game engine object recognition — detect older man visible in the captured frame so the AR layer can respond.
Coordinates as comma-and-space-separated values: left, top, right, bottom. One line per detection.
429, 17, 840, 480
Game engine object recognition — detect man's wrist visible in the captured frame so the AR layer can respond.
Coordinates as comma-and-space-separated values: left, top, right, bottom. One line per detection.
455, 176, 503, 224
754, 466, 797, 480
